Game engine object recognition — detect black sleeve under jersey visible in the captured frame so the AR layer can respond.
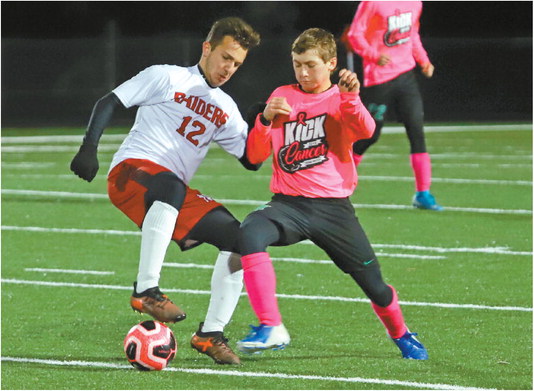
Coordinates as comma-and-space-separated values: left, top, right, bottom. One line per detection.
238, 101, 267, 171
83, 92, 125, 146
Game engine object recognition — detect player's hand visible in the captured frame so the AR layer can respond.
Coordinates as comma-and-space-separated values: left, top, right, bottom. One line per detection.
338, 68, 360, 93
377, 53, 390, 66
263, 97, 292, 122
70, 143, 99, 182
421, 63, 435, 78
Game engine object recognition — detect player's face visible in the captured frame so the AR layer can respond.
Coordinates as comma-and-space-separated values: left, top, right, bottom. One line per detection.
292, 49, 336, 94
201, 36, 248, 87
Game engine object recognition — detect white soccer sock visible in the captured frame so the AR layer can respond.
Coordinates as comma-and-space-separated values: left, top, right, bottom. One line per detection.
135, 201, 179, 293
201, 251, 243, 333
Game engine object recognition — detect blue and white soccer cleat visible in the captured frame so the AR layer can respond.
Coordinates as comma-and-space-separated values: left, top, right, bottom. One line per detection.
412, 190, 443, 211
392, 331, 429, 360
236, 324, 291, 354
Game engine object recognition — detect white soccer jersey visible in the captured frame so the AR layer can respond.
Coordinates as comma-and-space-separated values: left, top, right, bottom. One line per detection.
109, 64, 248, 184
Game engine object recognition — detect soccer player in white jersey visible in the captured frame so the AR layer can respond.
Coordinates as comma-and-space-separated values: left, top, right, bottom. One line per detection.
70, 17, 261, 365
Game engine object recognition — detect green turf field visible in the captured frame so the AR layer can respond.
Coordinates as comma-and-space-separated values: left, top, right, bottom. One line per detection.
2, 124, 532, 390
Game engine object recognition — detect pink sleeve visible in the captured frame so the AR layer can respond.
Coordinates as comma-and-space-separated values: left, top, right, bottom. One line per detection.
347, 2, 379, 63
411, 5, 431, 67
339, 92, 375, 142
246, 114, 272, 164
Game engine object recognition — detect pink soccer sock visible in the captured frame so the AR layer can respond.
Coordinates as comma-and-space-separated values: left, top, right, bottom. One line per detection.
241, 252, 282, 326
352, 152, 364, 167
371, 285, 408, 339
410, 152, 432, 192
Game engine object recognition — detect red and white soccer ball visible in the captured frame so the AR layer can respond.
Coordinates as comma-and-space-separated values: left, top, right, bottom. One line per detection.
123, 320, 177, 371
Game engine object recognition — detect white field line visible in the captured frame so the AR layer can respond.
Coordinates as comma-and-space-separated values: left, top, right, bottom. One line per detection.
2, 161, 531, 170
358, 153, 531, 161
1, 124, 530, 145
2, 279, 531, 313
1, 145, 121, 153
165, 262, 214, 269
3, 172, 531, 186
361, 175, 532, 186
2, 225, 140, 236
3, 225, 531, 256
436, 163, 532, 169
1, 134, 128, 143
24, 268, 114, 275
165, 251, 446, 270
0, 357, 495, 391
2, 162, 57, 169
272, 253, 447, 262
2, 189, 531, 215
2, 144, 531, 162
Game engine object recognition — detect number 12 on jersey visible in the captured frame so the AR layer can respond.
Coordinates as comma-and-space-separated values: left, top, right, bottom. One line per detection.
176, 116, 206, 146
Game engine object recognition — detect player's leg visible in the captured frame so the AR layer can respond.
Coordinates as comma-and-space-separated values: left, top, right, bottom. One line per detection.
352, 82, 390, 166
310, 198, 428, 359
108, 159, 186, 323
236, 200, 305, 353
183, 206, 244, 365
397, 71, 442, 211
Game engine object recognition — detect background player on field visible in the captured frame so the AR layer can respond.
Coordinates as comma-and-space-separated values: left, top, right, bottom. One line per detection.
346, 1, 442, 211
70, 17, 260, 365
234, 28, 428, 360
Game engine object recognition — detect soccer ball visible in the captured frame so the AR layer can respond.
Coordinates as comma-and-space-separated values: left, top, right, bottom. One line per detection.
123, 320, 177, 371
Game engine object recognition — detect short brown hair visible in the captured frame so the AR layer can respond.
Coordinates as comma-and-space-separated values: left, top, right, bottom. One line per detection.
206, 17, 261, 50
291, 28, 337, 63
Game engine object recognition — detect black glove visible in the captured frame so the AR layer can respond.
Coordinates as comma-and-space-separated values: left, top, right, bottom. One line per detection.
70, 143, 99, 182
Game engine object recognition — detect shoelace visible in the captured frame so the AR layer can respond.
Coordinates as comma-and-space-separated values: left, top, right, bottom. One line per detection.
212, 335, 231, 347
244, 325, 265, 339
145, 287, 171, 302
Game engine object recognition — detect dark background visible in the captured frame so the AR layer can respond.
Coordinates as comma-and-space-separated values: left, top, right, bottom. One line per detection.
2, 1, 532, 126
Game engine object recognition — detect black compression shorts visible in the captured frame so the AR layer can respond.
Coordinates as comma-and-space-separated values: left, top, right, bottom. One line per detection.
239, 194, 378, 273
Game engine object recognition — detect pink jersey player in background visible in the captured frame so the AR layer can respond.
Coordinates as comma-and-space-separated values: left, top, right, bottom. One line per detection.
235, 28, 428, 360
346, 1, 442, 211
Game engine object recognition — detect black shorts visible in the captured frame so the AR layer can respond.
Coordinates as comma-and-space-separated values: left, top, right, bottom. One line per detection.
360, 69, 426, 154
242, 194, 378, 273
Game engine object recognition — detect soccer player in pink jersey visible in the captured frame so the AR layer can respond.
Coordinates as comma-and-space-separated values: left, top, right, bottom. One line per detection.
236, 28, 428, 360
70, 17, 262, 365
346, 1, 442, 211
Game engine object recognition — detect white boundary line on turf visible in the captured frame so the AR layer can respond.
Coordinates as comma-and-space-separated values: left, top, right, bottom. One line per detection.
2, 189, 532, 215
0, 357, 496, 391
2, 279, 531, 312
4, 172, 531, 186
2, 145, 532, 162
24, 268, 114, 275
1, 123, 531, 144
165, 251, 446, 269
3, 225, 531, 256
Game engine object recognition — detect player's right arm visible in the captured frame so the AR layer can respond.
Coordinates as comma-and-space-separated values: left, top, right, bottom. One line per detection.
70, 65, 170, 182
346, 2, 381, 64
70, 92, 125, 182
246, 97, 292, 164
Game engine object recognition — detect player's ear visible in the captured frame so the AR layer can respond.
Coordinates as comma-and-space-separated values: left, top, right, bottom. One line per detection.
327, 57, 337, 72
201, 41, 212, 57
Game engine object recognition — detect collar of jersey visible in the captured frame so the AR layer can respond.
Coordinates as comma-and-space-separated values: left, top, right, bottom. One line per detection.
196, 64, 217, 89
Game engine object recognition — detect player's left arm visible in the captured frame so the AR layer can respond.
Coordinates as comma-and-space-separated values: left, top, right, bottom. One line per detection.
337, 69, 375, 141
238, 102, 267, 171
412, 5, 434, 78
215, 103, 265, 171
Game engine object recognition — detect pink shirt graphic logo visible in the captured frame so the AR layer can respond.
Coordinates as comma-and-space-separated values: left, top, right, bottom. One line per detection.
384, 11, 412, 47
278, 112, 329, 173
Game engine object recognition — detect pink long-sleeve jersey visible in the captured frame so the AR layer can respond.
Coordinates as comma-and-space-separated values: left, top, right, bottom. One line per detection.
347, 1, 430, 87
246, 84, 375, 198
